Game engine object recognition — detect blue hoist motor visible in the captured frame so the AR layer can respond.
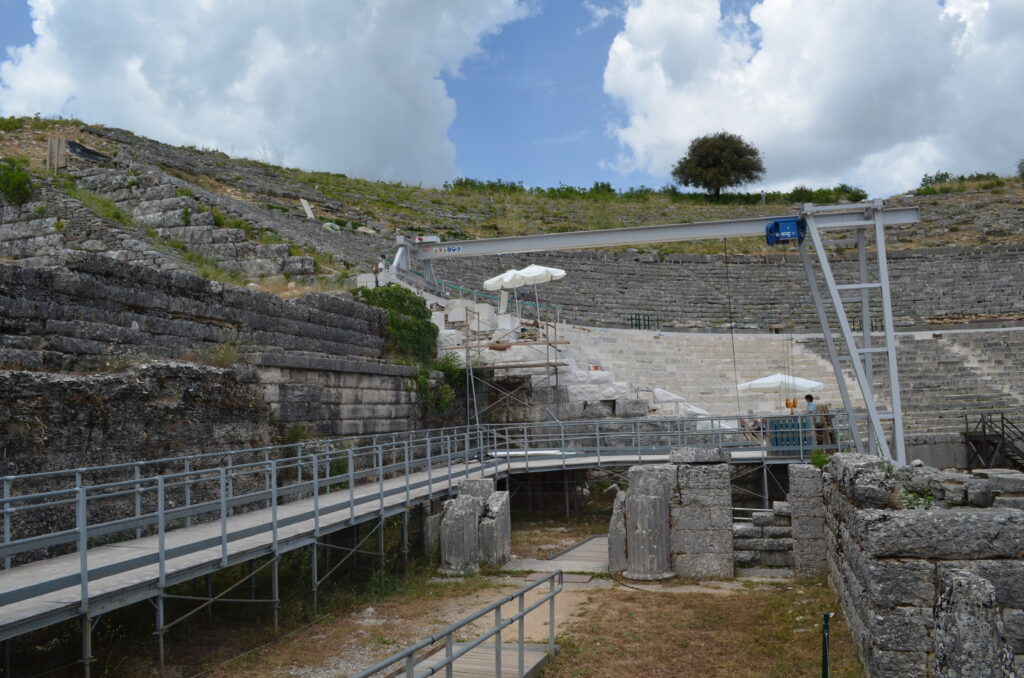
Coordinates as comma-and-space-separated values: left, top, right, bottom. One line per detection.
765, 217, 806, 246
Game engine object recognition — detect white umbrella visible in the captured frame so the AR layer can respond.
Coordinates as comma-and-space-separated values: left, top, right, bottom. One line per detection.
737, 373, 824, 393
483, 264, 566, 290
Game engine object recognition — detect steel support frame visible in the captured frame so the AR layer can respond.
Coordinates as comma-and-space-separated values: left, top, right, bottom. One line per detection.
800, 201, 906, 464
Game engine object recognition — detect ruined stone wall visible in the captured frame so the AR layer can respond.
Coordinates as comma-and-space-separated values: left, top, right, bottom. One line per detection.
821, 454, 1024, 676
0, 255, 423, 473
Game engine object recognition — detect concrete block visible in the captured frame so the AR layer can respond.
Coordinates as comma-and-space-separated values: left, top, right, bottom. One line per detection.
615, 398, 649, 418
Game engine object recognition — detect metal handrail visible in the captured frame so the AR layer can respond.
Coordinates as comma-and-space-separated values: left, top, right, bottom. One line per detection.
352, 570, 563, 678
0, 414, 852, 575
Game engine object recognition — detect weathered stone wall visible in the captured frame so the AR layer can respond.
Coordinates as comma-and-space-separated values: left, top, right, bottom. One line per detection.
0, 255, 423, 470
609, 449, 734, 580
821, 454, 1024, 676
732, 501, 793, 570
438, 479, 511, 574
0, 254, 385, 367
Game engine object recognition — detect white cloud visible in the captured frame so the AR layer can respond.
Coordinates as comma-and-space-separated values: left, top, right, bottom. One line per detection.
603, 0, 1024, 196
0, 0, 528, 185
579, 1, 622, 34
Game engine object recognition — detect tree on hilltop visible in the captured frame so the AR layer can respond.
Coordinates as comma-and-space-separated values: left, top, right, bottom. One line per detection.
671, 132, 765, 197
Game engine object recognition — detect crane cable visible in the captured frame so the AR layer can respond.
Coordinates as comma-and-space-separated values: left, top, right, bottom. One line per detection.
724, 238, 741, 415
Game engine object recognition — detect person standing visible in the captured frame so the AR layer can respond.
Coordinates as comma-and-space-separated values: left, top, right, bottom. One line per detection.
805, 394, 816, 413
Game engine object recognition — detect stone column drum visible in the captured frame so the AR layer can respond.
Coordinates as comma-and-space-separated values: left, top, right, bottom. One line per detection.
623, 464, 675, 580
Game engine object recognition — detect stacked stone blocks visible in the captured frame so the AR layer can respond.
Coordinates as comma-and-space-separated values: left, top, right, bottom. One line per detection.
822, 453, 1024, 677
732, 501, 793, 569
609, 447, 734, 580
437, 479, 511, 575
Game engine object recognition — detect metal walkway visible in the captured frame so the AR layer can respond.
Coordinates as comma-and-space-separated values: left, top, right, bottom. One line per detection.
0, 414, 850, 674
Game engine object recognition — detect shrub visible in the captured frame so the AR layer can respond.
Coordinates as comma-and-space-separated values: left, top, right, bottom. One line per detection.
1018, 157, 1024, 179
920, 171, 952, 188
352, 285, 437, 363
0, 157, 33, 205
810, 449, 830, 469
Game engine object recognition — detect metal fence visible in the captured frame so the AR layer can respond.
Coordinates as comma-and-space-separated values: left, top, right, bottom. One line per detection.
1, 414, 851, 575
352, 570, 563, 678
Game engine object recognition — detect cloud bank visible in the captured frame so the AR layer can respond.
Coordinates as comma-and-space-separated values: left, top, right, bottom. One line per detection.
604, 0, 1024, 196
0, 0, 527, 185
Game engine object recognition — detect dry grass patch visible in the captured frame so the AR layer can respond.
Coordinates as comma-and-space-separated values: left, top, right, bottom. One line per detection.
543, 580, 862, 678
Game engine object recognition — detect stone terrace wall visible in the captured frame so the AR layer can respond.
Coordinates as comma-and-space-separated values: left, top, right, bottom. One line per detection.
821, 454, 1024, 677
434, 246, 1024, 331
0, 254, 422, 474
0, 253, 385, 368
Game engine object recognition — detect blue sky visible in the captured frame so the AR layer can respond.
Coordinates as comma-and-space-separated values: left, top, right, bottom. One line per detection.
1, 1, 1022, 196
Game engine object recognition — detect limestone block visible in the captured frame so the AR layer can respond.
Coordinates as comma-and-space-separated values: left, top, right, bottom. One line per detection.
849, 508, 1024, 559
423, 513, 442, 559
751, 512, 777, 527
458, 478, 495, 499
791, 515, 825, 540
869, 606, 934, 652
792, 538, 826, 579
733, 550, 757, 566
674, 553, 733, 579
479, 491, 511, 567
827, 453, 895, 508
615, 398, 649, 418
762, 526, 793, 539
772, 500, 791, 517
1003, 609, 1024, 653
939, 561, 1024, 608
608, 492, 627, 573
832, 522, 936, 608
971, 469, 1024, 494
669, 446, 727, 464
732, 537, 792, 552
932, 569, 1015, 677
439, 496, 484, 576
732, 523, 761, 539
867, 650, 929, 678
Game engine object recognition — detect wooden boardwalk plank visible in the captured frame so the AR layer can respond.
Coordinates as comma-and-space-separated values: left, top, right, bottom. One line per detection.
406, 642, 549, 678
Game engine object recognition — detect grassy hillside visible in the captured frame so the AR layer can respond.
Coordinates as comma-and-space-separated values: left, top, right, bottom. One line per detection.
2, 116, 1023, 264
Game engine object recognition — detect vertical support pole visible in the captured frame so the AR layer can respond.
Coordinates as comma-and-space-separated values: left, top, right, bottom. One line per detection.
518, 593, 525, 678
226, 455, 234, 517
404, 440, 410, 506
313, 453, 320, 538
272, 556, 280, 633
872, 205, 906, 465
494, 605, 502, 678
761, 463, 769, 509
378, 519, 385, 571
76, 472, 89, 614
348, 448, 355, 524
548, 576, 556, 655
156, 593, 165, 678
311, 540, 319, 614
2, 476, 11, 570
402, 509, 409, 573
219, 468, 228, 566
134, 464, 142, 540
271, 459, 279, 553
183, 459, 192, 528
856, 228, 876, 456
377, 447, 385, 519
798, 240, 865, 455
445, 633, 454, 678
3, 638, 11, 678
206, 574, 213, 621
81, 614, 92, 678
427, 438, 433, 501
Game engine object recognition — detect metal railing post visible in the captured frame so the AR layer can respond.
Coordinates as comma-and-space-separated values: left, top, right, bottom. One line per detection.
427, 438, 433, 501
157, 476, 166, 589
76, 473, 89, 611
226, 454, 234, 517
348, 448, 356, 524
271, 459, 278, 552
548, 575, 556, 655
2, 476, 11, 570
445, 633, 454, 678
596, 422, 602, 467
518, 593, 525, 677
378, 446, 385, 518
219, 467, 228, 566
404, 440, 410, 506
183, 459, 192, 527
494, 605, 502, 678
313, 451, 321, 537
133, 464, 142, 539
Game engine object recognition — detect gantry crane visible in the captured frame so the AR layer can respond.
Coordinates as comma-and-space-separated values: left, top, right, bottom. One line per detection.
390, 200, 921, 465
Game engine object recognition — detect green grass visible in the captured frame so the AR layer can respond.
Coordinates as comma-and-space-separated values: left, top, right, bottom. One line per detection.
64, 183, 135, 227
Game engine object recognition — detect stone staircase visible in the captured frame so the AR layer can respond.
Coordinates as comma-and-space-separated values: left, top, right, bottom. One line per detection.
798, 333, 1024, 436
71, 167, 315, 278
557, 325, 862, 416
